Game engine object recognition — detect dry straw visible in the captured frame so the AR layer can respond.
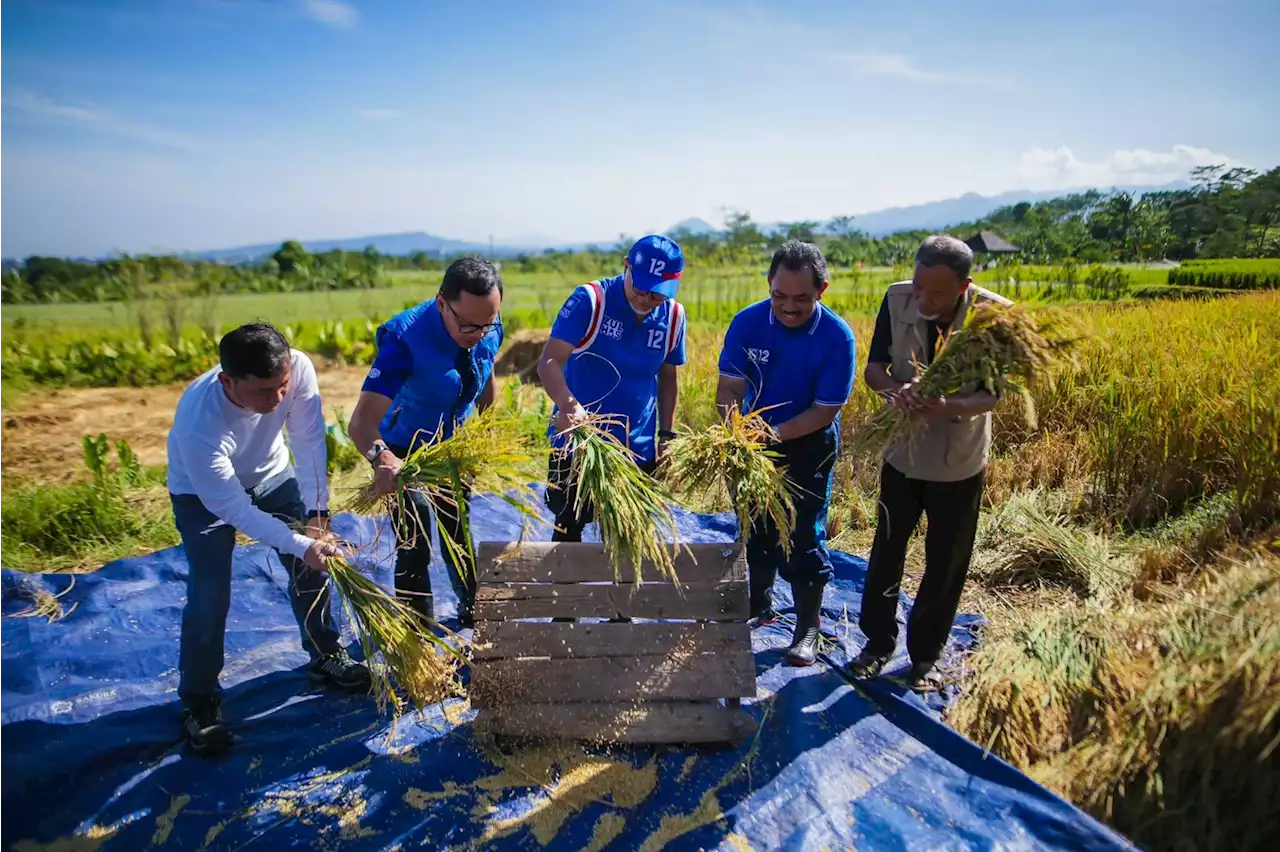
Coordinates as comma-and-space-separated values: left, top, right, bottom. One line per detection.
322, 556, 465, 715
851, 302, 1084, 457
554, 415, 685, 583
662, 406, 797, 554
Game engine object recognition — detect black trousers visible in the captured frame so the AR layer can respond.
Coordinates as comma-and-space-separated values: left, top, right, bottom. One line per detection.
859, 462, 984, 666
544, 449, 659, 542
387, 444, 476, 618
747, 426, 838, 614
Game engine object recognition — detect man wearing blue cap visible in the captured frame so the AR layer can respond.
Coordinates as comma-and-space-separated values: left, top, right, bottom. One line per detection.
716, 239, 856, 666
537, 235, 688, 542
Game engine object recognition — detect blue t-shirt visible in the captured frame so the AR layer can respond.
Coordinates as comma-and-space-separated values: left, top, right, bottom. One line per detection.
361, 300, 503, 449
548, 275, 687, 463
717, 300, 856, 428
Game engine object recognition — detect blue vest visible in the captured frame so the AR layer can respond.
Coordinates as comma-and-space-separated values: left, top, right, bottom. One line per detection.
377, 301, 502, 450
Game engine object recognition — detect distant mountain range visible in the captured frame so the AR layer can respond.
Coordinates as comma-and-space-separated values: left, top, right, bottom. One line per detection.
162, 181, 1188, 264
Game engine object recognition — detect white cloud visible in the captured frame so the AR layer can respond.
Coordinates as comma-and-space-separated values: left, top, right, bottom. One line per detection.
839, 52, 945, 83
1014, 144, 1241, 188
829, 52, 1015, 90
357, 108, 402, 120
301, 0, 358, 28
2, 90, 198, 150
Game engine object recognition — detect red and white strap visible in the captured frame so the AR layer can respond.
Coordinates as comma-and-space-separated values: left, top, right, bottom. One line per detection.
665, 300, 685, 357
572, 280, 607, 354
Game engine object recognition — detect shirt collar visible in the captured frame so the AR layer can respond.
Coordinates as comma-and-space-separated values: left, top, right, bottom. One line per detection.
768, 302, 824, 334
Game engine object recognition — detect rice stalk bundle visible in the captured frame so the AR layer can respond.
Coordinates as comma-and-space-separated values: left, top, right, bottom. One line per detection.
557, 416, 684, 583
323, 556, 465, 715
343, 407, 539, 571
662, 406, 797, 554
851, 302, 1084, 457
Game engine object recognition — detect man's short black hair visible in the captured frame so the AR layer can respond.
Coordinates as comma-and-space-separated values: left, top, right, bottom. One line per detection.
768, 239, 828, 289
219, 322, 291, 380
915, 235, 974, 281
439, 255, 504, 301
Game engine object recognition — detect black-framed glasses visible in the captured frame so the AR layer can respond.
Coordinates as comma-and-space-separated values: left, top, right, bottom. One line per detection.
443, 299, 502, 335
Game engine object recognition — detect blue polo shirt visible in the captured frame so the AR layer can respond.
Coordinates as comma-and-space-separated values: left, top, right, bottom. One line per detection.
548, 275, 687, 463
362, 300, 503, 450
717, 300, 855, 428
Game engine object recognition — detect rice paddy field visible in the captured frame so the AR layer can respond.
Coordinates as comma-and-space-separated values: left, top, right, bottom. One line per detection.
2, 285, 1277, 851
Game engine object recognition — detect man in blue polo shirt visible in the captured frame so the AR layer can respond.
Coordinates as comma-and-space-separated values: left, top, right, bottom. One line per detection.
349, 256, 504, 628
716, 239, 855, 666
537, 235, 687, 541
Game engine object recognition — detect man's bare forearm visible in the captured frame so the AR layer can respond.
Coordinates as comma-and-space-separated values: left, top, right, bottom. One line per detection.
478, 375, 496, 412
658, 364, 678, 432
715, 378, 746, 421
940, 390, 999, 418
775, 405, 840, 442
864, 362, 903, 395
350, 391, 393, 455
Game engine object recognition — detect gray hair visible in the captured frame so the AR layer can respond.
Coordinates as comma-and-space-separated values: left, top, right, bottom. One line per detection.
915, 235, 973, 281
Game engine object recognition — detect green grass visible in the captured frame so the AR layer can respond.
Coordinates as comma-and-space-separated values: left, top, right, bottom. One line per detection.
0, 476, 179, 572
4, 261, 1175, 338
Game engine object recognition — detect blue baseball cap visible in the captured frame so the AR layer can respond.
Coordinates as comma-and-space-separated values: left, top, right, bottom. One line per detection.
627, 235, 684, 299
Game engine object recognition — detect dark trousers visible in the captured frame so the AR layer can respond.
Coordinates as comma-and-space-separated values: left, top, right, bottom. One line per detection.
748, 426, 838, 613
859, 462, 984, 665
388, 480, 477, 619
172, 471, 340, 704
544, 449, 659, 542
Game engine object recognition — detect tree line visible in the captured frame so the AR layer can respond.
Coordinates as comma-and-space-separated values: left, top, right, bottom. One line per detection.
4, 164, 1276, 305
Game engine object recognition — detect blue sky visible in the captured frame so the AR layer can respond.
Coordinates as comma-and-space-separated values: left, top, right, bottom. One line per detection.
3, 0, 1278, 257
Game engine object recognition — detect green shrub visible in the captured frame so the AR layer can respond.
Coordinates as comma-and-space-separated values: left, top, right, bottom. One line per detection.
1168, 259, 1280, 290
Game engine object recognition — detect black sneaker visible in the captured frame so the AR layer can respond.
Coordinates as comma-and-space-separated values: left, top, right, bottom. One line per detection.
181, 696, 232, 756
847, 648, 891, 680
747, 607, 781, 629
309, 649, 373, 692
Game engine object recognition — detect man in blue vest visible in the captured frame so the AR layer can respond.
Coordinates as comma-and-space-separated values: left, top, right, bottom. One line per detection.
349, 256, 504, 628
716, 239, 856, 666
537, 235, 687, 542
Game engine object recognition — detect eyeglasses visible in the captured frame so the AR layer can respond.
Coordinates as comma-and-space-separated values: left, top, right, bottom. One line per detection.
443, 299, 502, 335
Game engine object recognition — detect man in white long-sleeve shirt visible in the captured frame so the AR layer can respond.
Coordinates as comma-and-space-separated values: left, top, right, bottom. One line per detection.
167, 323, 370, 754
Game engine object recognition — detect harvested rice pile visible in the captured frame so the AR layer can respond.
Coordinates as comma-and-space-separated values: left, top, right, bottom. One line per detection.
662, 407, 796, 553
852, 302, 1084, 456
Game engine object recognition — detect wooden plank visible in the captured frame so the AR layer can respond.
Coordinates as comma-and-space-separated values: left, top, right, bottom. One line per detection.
472, 621, 750, 660
476, 542, 746, 584
470, 651, 757, 706
474, 581, 748, 621
474, 702, 757, 745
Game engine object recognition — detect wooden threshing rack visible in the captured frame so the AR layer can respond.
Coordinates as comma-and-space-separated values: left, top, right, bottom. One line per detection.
470, 542, 758, 745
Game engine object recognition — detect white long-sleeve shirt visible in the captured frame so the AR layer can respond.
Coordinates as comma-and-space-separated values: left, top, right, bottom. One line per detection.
167, 349, 329, 559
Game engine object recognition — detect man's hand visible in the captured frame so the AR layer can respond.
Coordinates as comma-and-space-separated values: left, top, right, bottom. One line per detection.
303, 537, 343, 572
305, 515, 331, 543
656, 437, 671, 465
373, 449, 403, 496
892, 385, 947, 416
554, 399, 589, 434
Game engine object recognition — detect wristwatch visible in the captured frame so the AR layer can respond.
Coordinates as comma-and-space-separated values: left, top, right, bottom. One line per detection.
306, 509, 331, 520
365, 440, 390, 466
658, 429, 677, 440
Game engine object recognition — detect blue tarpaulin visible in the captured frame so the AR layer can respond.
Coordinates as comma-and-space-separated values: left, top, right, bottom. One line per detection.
1, 493, 1132, 850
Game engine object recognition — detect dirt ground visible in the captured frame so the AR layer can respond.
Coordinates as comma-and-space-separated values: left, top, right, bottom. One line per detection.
1, 365, 374, 485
